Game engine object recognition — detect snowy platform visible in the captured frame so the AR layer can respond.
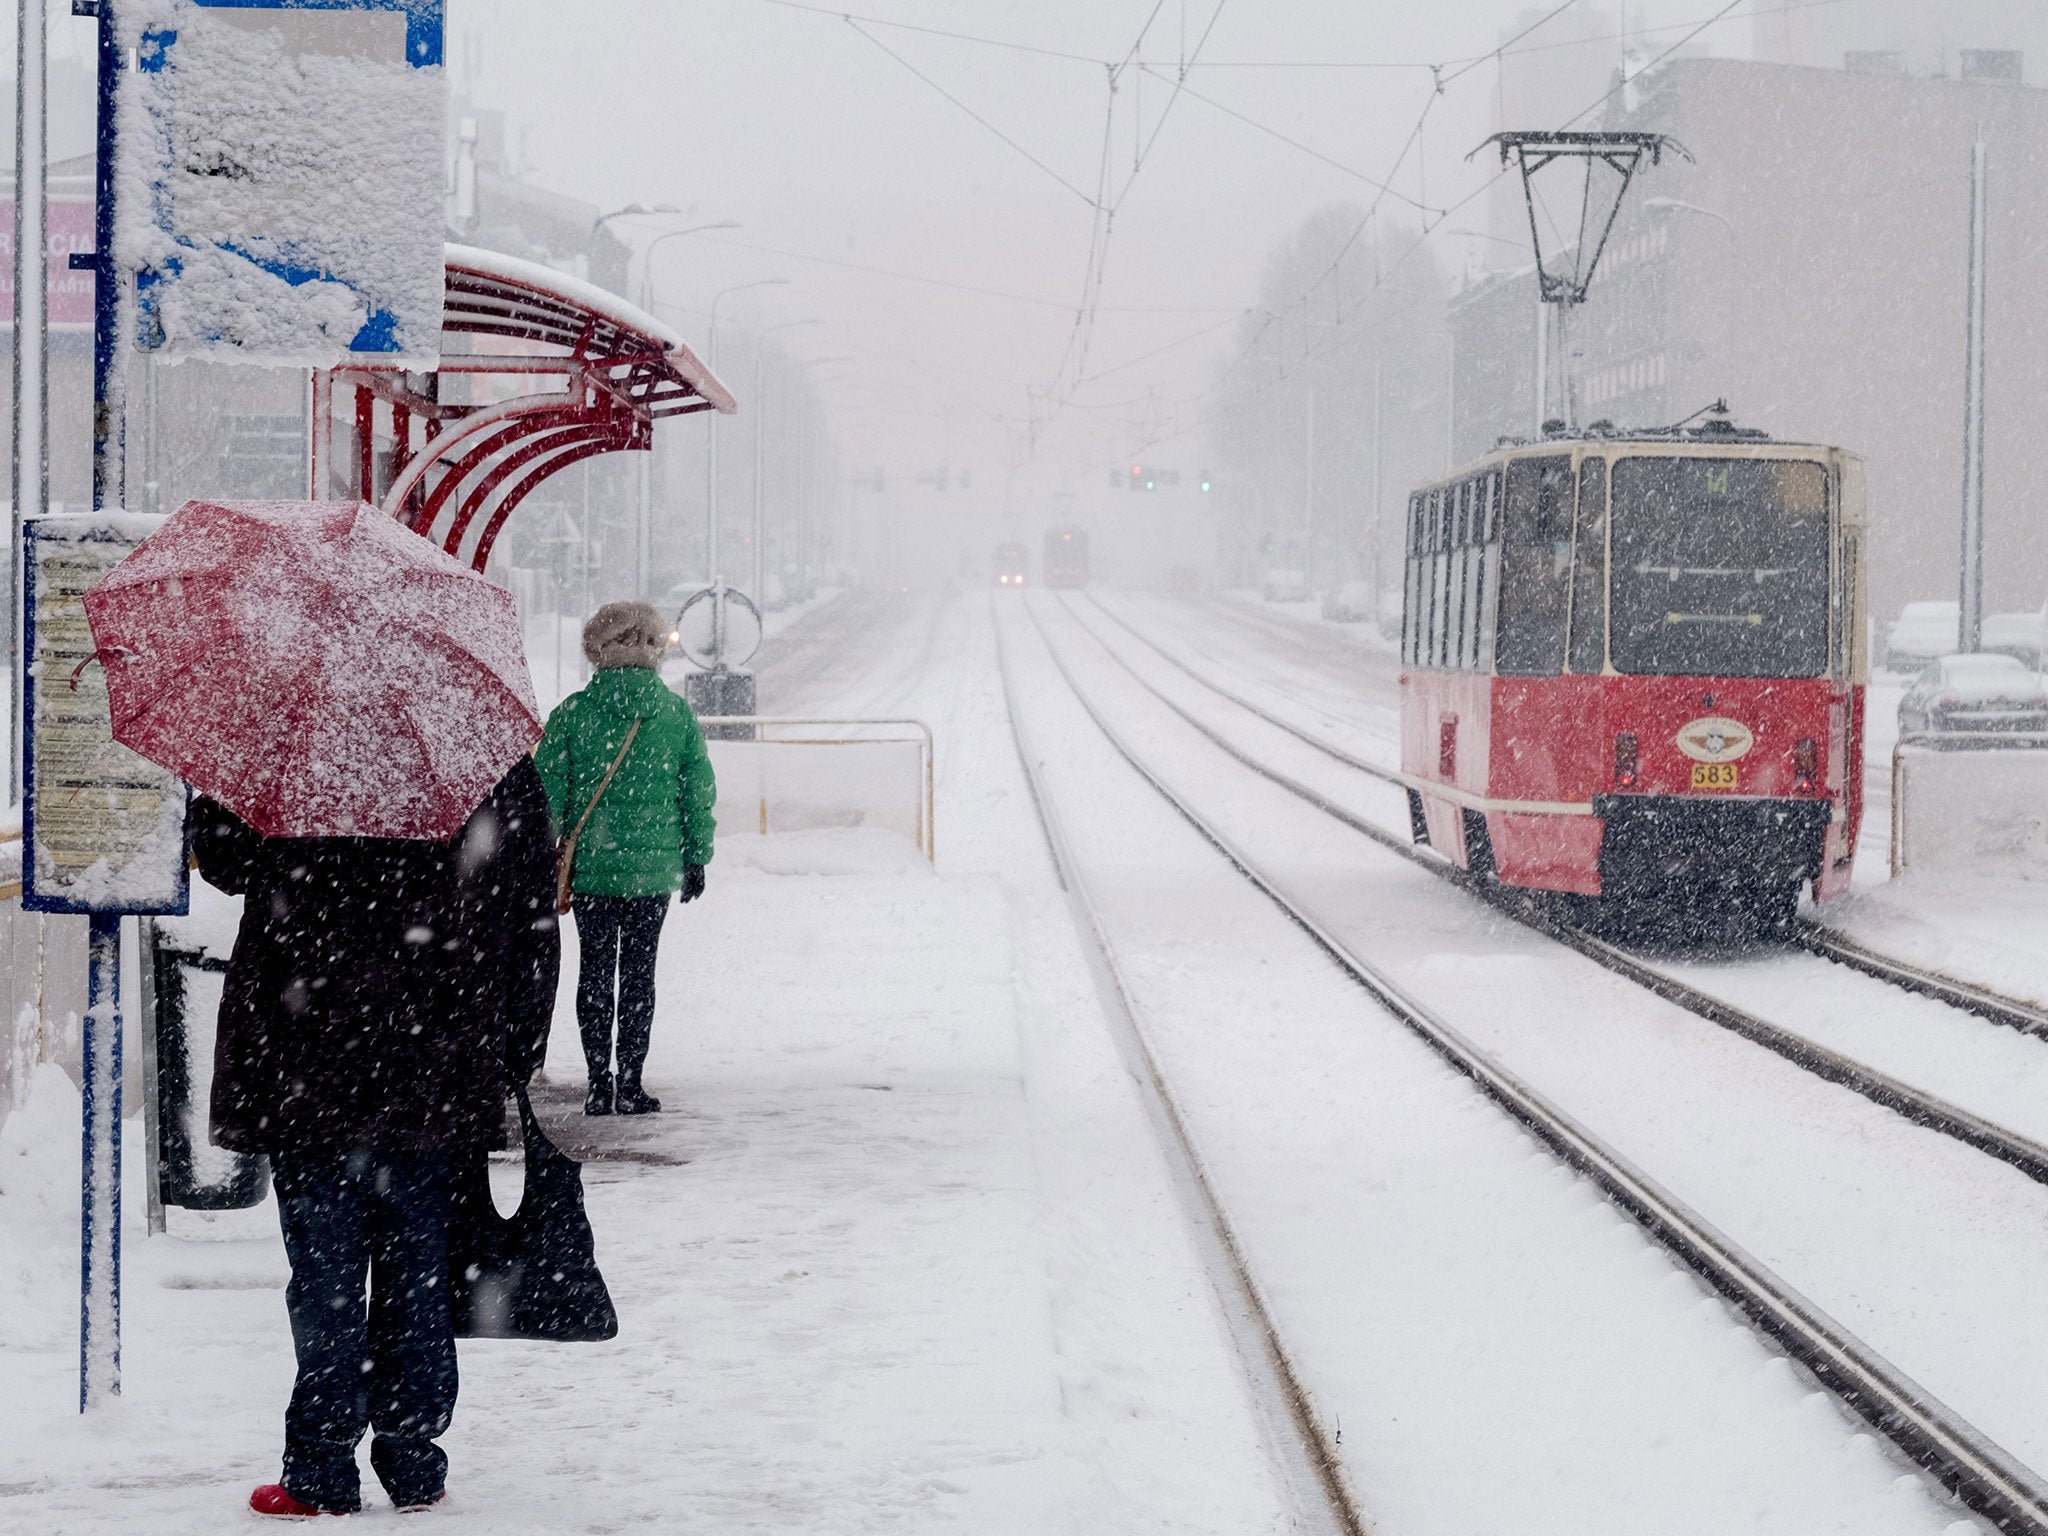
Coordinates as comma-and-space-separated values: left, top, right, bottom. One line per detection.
0, 812, 1283, 1534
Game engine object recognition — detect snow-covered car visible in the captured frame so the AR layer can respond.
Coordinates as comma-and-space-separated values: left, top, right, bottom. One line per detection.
1320, 580, 1376, 622
1882, 600, 1958, 673
1261, 568, 1308, 603
1897, 653, 2048, 735
1980, 610, 2046, 667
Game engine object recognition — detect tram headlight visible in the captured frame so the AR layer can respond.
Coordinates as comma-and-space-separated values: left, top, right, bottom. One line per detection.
1614, 731, 1639, 789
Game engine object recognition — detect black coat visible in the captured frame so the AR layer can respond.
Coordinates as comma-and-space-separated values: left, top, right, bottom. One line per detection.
193, 756, 559, 1155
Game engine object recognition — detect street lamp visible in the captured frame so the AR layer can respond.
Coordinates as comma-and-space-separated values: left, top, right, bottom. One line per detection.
752, 319, 821, 605
609, 219, 743, 596
590, 201, 679, 238
705, 278, 789, 582
637, 221, 742, 312
790, 358, 850, 589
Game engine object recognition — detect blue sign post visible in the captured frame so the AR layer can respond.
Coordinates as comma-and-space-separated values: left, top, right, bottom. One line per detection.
25, 0, 443, 1412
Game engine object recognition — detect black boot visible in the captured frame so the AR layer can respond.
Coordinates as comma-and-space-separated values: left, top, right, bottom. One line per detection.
614, 1076, 661, 1115
584, 1071, 614, 1116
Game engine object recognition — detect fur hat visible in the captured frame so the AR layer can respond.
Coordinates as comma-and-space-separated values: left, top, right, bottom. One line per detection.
582, 600, 670, 671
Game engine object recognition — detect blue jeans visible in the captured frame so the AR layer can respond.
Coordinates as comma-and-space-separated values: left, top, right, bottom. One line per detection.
271, 1148, 457, 1512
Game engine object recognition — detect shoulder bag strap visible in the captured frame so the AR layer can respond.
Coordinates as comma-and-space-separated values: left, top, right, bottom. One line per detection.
556, 717, 642, 912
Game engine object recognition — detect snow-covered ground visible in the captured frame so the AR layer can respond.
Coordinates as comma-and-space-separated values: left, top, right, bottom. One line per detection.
0, 585, 2033, 1532
0, 587, 1290, 1534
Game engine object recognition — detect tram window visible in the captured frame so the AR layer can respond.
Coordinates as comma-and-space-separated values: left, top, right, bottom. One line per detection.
1461, 498, 1485, 668
1403, 495, 1423, 664
1568, 457, 1609, 674
1420, 491, 1437, 665
1477, 540, 1501, 672
1447, 483, 1468, 667
1609, 457, 1830, 678
1494, 455, 1575, 676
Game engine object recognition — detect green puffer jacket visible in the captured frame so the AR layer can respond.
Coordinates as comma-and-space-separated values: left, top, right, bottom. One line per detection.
535, 667, 717, 896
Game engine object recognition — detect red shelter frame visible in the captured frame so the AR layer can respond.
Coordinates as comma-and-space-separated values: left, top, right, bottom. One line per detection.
310, 243, 737, 571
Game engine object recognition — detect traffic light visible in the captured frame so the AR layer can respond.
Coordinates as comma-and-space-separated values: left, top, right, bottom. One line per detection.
1198, 470, 1213, 492
1128, 463, 1150, 491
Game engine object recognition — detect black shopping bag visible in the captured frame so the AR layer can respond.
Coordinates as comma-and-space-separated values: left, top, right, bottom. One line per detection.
448, 1084, 619, 1342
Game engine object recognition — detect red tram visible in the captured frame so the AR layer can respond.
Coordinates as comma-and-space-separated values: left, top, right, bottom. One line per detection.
1044, 527, 1090, 590
1399, 423, 1867, 927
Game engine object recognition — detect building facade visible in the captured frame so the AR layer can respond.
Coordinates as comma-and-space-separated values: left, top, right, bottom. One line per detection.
1452, 53, 2048, 628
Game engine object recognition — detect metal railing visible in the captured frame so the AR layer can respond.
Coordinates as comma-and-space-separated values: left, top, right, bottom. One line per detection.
697, 716, 935, 863
1892, 730, 2048, 878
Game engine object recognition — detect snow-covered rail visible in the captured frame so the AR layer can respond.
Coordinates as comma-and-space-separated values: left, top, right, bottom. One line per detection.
1793, 924, 2048, 1039
1086, 595, 2048, 1074
1022, 593, 2048, 1535
994, 608, 1367, 1536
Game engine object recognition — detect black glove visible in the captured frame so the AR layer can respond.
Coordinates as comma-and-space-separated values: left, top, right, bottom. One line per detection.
680, 864, 707, 903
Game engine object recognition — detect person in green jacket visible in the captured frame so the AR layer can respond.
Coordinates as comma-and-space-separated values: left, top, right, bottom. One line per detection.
535, 601, 717, 1116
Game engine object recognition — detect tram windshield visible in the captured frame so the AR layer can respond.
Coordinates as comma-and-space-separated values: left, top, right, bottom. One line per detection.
1608, 457, 1830, 678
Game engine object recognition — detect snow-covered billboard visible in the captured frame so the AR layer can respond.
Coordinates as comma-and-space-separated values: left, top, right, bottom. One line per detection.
114, 0, 446, 368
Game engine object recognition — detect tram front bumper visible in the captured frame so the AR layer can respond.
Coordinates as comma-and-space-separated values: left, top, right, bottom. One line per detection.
1591, 794, 1830, 902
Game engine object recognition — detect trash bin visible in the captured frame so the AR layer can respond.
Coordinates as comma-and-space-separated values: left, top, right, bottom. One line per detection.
147, 933, 269, 1211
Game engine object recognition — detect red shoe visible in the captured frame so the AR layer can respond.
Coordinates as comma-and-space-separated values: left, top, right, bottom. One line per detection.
249, 1484, 350, 1518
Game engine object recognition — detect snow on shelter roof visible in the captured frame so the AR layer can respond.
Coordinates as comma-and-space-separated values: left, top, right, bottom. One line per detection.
441, 242, 736, 415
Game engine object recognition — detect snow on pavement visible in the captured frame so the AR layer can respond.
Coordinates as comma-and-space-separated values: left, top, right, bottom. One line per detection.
0, 588, 1287, 1534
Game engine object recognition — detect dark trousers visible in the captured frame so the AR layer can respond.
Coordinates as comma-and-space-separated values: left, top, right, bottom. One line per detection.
271, 1148, 457, 1512
572, 893, 670, 1085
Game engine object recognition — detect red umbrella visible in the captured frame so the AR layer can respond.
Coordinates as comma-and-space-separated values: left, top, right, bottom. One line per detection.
83, 499, 544, 840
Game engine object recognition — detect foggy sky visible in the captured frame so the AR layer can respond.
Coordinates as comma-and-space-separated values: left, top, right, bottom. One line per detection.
451, 0, 1740, 497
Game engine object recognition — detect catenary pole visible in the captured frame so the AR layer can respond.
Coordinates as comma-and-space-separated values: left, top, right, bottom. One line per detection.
1960, 133, 1988, 654
11, 0, 47, 805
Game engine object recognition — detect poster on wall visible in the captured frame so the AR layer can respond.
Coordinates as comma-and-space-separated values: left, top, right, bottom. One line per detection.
113, 0, 447, 368
22, 514, 189, 915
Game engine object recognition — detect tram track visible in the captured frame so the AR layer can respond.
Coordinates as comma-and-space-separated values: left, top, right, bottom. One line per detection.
1084, 592, 2048, 1045
994, 609, 1366, 1536
1010, 591, 2048, 1536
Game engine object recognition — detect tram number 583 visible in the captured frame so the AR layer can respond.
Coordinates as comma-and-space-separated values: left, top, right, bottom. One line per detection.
1690, 762, 1739, 790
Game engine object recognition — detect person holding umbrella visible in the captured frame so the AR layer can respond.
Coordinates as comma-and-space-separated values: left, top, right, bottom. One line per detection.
84, 500, 561, 1519
536, 600, 717, 1117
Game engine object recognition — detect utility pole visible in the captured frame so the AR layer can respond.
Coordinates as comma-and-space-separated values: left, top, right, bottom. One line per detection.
1960, 133, 1988, 654
12, 0, 48, 802
751, 319, 818, 603
1371, 359, 1383, 618
1302, 389, 1316, 591
625, 218, 739, 595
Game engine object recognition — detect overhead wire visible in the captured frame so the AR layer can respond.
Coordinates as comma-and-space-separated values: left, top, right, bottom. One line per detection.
754, 0, 1111, 64
1109, 0, 1760, 466
1132, 62, 1436, 211
842, 18, 1102, 207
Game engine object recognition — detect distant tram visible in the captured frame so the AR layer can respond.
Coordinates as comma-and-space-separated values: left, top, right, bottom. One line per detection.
993, 542, 1029, 587
1399, 420, 1866, 928
1044, 527, 1090, 590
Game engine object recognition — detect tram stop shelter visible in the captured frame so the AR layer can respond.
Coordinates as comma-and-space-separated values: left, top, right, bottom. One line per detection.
309, 242, 738, 569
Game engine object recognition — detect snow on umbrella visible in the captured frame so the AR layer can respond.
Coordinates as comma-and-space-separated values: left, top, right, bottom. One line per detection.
82, 499, 544, 840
